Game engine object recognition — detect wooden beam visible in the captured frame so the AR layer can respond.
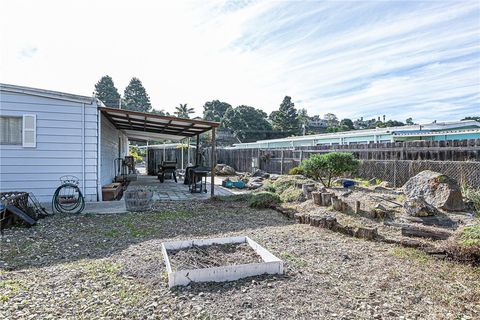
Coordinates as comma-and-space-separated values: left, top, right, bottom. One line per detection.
195, 134, 200, 165
116, 125, 197, 137
159, 120, 172, 134
211, 127, 216, 196
126, 114, 134, 129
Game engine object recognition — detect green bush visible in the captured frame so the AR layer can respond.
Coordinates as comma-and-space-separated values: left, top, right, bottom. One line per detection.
460, 225, 480, 246
261, 182, 277, 193
249, 192, 282, 209
280, 186, 305, 202
463, 187, 480, 217
302, 152, 359, 187
288, 166, 305, 175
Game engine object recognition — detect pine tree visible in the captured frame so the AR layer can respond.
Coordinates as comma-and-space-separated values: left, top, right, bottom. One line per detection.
94, 75, 121, 108
123, 77, 152, 112
271, 96, 299, 134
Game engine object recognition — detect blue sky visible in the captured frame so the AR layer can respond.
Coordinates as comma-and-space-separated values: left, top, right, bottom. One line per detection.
1, 0, 479, 123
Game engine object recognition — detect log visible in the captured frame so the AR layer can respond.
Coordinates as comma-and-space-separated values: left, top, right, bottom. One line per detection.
401, 225, 452, 240
312, 192, 322, 206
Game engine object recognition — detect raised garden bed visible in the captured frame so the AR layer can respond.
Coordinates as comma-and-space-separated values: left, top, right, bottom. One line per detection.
161, 236, 283, 288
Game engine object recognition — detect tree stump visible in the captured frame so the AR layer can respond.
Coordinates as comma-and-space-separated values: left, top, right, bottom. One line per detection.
321, 192, 334, 206
354, 201, 361, 214
312, 192, 322, 206
354, 227, 378, 240
331, 196, 345, 211
302, 183, 315, 200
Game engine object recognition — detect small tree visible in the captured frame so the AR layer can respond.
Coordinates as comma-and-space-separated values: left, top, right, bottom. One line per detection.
302, 152, 359, 187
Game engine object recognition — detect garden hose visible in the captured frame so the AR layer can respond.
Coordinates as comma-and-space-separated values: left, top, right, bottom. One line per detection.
52, 183, 85, 214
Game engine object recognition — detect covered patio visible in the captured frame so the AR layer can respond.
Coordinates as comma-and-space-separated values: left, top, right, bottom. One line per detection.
98, 107, 229, 200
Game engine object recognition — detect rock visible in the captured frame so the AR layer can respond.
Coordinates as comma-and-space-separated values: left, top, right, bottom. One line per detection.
402, 170, 464, 211
215, 164, 236, 175
403, 196, 440, 217
247, 177, 263, 189
377, 181, 392, 188
252, 169, 269, 178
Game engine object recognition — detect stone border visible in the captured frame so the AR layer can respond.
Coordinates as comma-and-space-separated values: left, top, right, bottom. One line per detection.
161, 236, 283, 288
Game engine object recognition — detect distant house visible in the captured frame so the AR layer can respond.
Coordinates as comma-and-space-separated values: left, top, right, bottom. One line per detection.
229, 120, 480, 149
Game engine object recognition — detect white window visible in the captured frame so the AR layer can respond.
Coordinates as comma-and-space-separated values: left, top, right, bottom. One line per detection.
0, 114, 36, 147
0, 116, 22, 145
22, 114, 36, 147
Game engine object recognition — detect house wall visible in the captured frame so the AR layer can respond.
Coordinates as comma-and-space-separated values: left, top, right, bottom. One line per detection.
0, 91, 99, 202
100, 114, 128, 186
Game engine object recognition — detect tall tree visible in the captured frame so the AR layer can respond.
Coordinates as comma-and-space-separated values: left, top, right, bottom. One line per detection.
270, 96, 299, 134
405, 117, 414, 125
94, 75, 121, 108
123, 77, 152, 112
202, 100, 232, 123
340, 118, 354, 130
174, 103, 195, 118
297, 108, 309, 135
324, 113, 339, 127
223, 105, 272, 142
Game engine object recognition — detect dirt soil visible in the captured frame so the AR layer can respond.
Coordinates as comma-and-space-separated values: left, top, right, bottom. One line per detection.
168, 243, 263, 270
1, 200, 479, 319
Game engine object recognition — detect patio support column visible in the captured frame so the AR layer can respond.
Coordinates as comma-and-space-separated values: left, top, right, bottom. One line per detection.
210, 128, 216, 196
195, 134, 200, 165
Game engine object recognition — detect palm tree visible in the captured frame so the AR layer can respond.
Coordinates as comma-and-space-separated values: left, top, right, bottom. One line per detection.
174, 103, 195, 118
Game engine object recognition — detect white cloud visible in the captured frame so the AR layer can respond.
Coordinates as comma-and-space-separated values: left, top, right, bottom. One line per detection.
0, 0, 478, 123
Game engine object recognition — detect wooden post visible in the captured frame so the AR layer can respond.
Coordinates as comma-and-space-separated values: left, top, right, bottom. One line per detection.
211, 128, 216, 196
280, 150, 284, 174
195, 134, 200, 165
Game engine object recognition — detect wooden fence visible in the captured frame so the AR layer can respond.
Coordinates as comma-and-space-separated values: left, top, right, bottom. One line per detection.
204, 139, 480, 188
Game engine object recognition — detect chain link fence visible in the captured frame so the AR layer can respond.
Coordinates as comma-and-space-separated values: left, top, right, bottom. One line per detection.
357, 160, 480, 188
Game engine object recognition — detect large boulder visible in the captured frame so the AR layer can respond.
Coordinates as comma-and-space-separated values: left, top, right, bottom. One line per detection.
214, 164, 236, 176
404, 196, 440, 217
402, 170, 464, 211
252, 169, 269, 178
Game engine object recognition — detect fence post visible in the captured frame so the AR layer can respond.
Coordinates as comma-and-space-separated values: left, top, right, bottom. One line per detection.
280, 150, 284, 174
393, 160, 397, 187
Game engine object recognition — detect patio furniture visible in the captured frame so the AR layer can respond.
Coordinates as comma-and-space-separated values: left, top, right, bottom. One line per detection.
158, 161, 177, 183
189, 166, 209, 193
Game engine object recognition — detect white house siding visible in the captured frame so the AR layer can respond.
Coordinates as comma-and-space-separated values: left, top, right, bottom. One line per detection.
0, 91, 99, 202
100, 114, 128, 187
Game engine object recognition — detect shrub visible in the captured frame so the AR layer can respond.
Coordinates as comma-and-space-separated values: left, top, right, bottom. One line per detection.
463, 187, 480, 217
249, 192, 281, 209
271, 175, 314, 194
442, 224, 480, 264
288, 166, 304, 175
302, 152, 359, 187
280, 186, 305, 202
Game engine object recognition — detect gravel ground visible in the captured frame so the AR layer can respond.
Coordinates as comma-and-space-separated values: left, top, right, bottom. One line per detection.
1, 200, 479, 319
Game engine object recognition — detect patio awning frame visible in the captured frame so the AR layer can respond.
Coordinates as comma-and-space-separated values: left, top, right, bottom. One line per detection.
99, 106, 219, 196
99, 107, 220, 140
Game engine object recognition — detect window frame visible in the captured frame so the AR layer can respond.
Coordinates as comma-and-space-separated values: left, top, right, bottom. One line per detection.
0, 115, 23, 146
